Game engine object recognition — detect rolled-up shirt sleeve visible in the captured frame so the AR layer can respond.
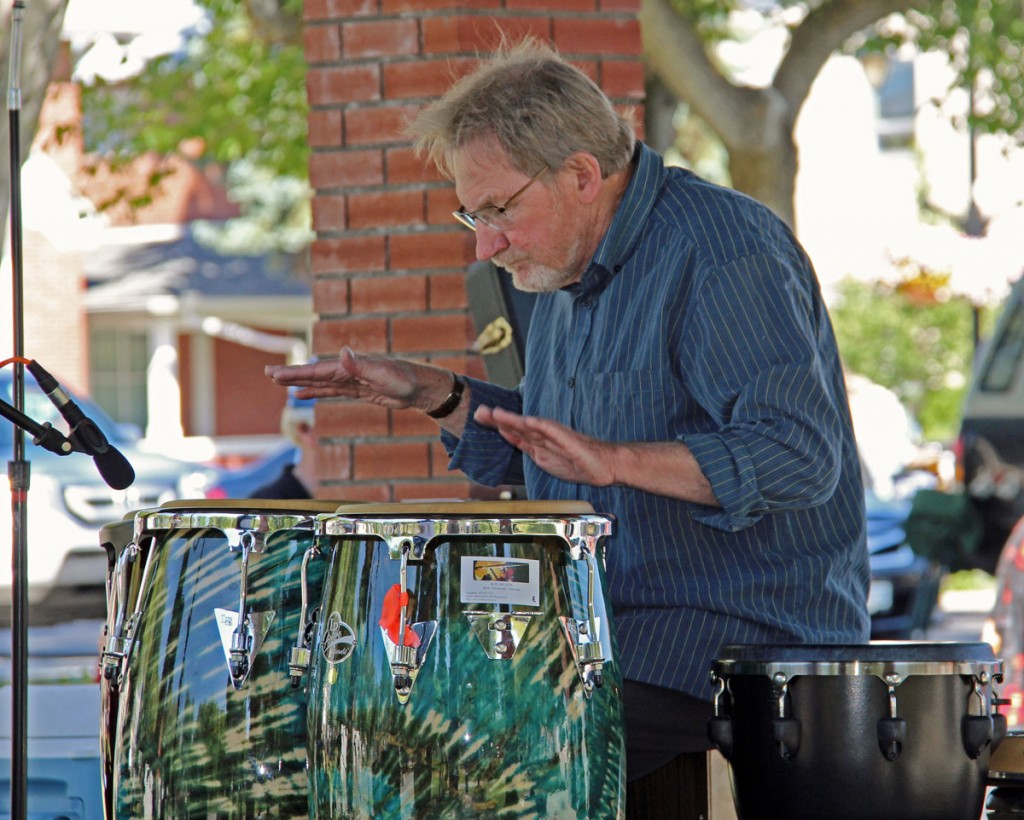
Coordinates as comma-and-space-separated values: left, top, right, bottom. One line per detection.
441, 377, 527, 487
679, 251, 848, 531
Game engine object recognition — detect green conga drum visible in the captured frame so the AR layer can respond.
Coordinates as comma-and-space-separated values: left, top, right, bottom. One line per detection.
106, 499, 341, 819
305, 501, 626, 819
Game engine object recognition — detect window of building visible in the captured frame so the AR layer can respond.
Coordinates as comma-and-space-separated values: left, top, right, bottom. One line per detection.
89, 327, 149, 430
873, 58, 915, 151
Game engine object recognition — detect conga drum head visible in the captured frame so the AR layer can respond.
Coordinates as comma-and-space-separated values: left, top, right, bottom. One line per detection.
158, 497, 345, 514
716, 640, 999, 667
308, 500, 625, 818
330, 500, 598, 515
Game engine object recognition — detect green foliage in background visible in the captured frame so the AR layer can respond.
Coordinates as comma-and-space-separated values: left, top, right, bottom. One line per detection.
868, 0, 1024, 141
80, 0, 311, 254
830, 277, 996, 443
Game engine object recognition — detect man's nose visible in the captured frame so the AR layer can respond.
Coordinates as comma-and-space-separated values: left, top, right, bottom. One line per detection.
474, 224, 510, 262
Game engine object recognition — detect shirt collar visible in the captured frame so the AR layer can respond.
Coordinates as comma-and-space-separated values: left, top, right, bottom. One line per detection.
564, 142, 664, 299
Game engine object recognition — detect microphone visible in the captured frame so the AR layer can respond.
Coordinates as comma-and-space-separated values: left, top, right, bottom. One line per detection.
27, 361, 136, 490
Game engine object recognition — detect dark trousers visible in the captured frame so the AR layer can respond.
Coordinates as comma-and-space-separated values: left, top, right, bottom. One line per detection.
624, 680, 716, 820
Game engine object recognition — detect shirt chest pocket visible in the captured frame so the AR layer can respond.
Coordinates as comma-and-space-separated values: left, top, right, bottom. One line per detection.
583, 370, 681, 441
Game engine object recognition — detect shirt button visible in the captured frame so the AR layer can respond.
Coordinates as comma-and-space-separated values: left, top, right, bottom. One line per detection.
567, 377, 576, 388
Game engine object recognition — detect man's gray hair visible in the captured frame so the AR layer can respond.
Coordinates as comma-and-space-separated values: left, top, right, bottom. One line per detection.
407, 38, 636, 180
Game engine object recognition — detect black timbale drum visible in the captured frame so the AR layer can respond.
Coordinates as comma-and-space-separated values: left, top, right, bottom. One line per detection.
709, 642, 1005, 820
986, 732, 1024, 818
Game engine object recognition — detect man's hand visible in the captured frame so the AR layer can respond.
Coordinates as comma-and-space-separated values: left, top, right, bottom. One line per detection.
475, 405, 719, 504
265, 346, 453, 414
475, 406, 617, 486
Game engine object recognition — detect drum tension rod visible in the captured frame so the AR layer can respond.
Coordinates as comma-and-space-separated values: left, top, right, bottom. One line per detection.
101, 534, 156, 687
289, 544, 321, 687
101, 540, 141, 685
877, 673, 907, 762
707, 675, 734, 759
389, 539, 417, 696
228, 531, 256, 681
962, 673, 999, 760
558, 543, 609, 693
577, 551, 607, 689
770, 673, 801, 760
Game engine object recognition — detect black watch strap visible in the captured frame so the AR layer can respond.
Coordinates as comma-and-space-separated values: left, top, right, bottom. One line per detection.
426, 373, 466, 419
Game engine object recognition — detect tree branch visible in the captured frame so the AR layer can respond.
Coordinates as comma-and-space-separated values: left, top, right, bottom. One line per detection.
639, 0, 789, 152
776, 0, 926, 114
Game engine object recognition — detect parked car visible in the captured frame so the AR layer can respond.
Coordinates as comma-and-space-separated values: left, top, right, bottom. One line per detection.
983, 515, 1024, 729
203, 443, 298, 499
0, 368, 215, 624
957, 274, 1024, 574
865, 487, 946, 638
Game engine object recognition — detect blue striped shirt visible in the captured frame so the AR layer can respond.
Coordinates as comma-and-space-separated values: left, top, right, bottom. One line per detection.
444, 142, 871, 699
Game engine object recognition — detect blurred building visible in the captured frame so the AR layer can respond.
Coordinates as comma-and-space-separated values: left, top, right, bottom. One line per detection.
6, 76, 312, 467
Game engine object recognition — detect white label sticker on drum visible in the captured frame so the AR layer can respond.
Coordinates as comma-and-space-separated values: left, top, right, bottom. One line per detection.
460, 556, 540, 606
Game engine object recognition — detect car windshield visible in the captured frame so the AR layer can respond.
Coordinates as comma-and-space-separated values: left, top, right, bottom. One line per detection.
0, 373, 133, 447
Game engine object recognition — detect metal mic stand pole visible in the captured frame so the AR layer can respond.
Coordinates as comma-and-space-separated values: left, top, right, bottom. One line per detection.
6, 2, 29, 818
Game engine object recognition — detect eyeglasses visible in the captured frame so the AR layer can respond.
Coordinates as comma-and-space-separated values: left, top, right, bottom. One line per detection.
453, 167, 548, 232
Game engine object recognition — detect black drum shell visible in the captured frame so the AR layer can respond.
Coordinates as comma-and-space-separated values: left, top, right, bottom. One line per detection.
989, 731, 1024, 784
987, 732, 1024, 817
713, 642, 1001, 820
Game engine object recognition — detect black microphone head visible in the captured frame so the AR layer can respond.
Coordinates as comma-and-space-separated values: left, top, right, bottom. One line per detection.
93, 447, 135, 490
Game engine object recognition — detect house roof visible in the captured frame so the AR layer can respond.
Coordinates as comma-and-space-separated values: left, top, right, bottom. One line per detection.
84, 225, 311, 312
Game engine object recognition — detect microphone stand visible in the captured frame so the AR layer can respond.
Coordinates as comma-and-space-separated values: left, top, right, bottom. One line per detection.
6, 3, 30, 818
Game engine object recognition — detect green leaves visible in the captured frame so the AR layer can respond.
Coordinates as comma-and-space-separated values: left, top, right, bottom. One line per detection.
831, 277, 988, 441
872, 0, 1024, 141
80, 0, 309, 253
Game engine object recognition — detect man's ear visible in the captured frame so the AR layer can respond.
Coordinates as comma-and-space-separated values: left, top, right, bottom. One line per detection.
296, 420, 316, 444
563, 152, 604, 204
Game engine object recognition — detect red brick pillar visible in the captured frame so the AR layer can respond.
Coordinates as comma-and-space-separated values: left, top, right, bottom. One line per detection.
301, 1, 643, 501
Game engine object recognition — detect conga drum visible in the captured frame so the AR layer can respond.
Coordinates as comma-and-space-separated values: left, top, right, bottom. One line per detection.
709, 642, 1005, 820
105, 499, 341, 819
304, 501, 626, 818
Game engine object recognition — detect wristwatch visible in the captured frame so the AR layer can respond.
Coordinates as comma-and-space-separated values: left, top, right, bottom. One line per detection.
426, 373, 466, 419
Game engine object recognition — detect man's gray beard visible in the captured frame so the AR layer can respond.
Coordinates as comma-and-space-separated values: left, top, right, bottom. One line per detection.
500, 260, 577, 293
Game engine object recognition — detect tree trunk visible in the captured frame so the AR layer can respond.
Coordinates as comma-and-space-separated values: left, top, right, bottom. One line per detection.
727, 133, 799, 229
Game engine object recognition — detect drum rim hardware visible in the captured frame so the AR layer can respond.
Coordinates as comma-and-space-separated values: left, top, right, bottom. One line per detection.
318, 512, 613, 562
220, 528, 269, 688
714, 657, 1004, 680
559, 548, 609, 693
100, 539, 140, 685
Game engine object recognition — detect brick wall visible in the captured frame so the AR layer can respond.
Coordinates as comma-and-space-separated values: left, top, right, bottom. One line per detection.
6, 232, 89, 394
301, 0, 644, 500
